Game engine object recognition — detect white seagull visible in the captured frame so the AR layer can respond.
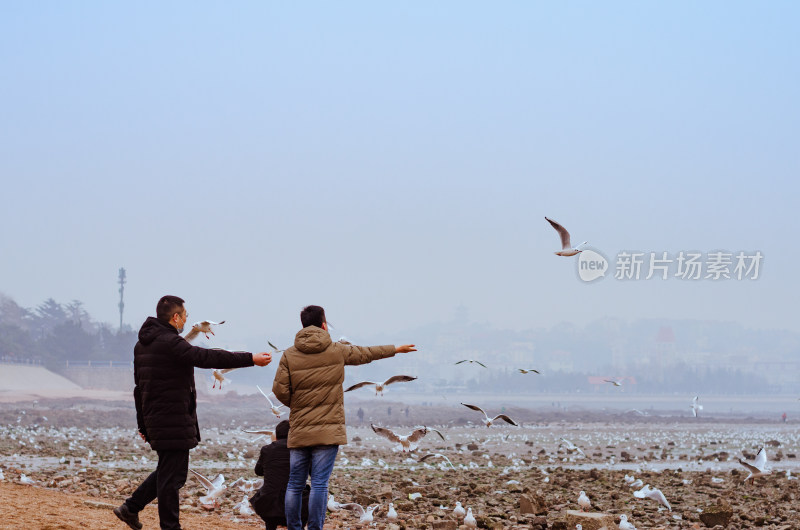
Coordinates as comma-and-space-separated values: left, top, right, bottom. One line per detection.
619, 514, 637, 530
184, 320, 226, 342
559, 437, 586, 457
211, 368, 238, 389
604, 378, 623, 387
452, 501, 466, 519
268, 341, 284, 353
518, 368, 541, 374
189, 468, 227, 509
461, 403, 519, 427
633, 484, 671, 511
578, 490, 591, 511
690, 396, 703, 417
344, 375, 417, 396
257, 385, 286, 418
241, 428, 277, 443
455, 359, 487, 368
419, 452, 456, 470
386, 502, 398, 520
371, 424, 443, 452
464, 507, 477, 528
545, 217, 587, 257
233, 495, 255, 516
738, 447, 770, 484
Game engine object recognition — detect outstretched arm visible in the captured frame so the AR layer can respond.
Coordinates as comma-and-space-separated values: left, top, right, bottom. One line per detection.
169, 335, 257, 369
343, 344, 417, 365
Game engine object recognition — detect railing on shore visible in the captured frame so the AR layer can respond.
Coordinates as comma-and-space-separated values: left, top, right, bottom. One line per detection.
0, 357, 43, 366
64, 360, 133, 368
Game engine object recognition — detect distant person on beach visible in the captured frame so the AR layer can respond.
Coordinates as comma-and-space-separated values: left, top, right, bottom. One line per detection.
272, 304, 417, 530
113, 295, 272, 530
250, 420, 309, 530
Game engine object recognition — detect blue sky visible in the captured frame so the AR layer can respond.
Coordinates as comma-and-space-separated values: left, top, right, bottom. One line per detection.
1, 2, 798, 350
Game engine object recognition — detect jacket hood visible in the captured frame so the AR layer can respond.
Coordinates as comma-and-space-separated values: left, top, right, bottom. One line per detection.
294, 326, 332, 354
138, 316, 178, 345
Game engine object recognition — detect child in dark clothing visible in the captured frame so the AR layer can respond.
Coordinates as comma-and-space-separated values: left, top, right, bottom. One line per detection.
250, 421, 309, 530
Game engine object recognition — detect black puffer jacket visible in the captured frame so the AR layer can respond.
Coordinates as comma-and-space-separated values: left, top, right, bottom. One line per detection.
133, 317, 254, 451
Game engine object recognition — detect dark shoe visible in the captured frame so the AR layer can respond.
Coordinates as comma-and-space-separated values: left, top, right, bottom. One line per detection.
113, 504, 143, 530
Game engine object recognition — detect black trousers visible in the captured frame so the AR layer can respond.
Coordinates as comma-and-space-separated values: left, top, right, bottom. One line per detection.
125, 449, 190, 530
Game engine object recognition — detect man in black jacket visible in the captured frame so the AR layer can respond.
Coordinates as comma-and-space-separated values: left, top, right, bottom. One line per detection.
113, 295, 272, 530
250, 420, 309, 530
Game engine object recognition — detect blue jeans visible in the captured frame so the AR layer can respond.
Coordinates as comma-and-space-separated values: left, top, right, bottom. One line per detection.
285, 445, 339, 530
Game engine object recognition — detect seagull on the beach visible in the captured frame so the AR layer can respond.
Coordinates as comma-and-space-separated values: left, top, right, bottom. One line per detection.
370, 424, 441, 452
738, 447, 770, 484
578, 490, 591, 511
690, 396, 703, 417
629, 478, 643, 489
338, 502, 376, 522
455, 359, 487, 368
559, 437, 586, 457
230, 477, 263, 493
233, 495, 255, 516
19, 473, 35, 485
419, 452, 456, 470
604, 378, 623, 387
327, 494, 343, 512
344, 375, 417, 396
461, 403, 519, 427
545, 217, 587, 257
184, 320, 226, 342
518, 368, 541, 374
452, 501, 466, 519
241, 428, 276, 442
256, 385, 286, 418
189, 468, 227, 509
464, 507, 477, 528
386, 503, 398, 520
619, 514, 637, 530
633, 484, 671, 511
211, 368, 238, 389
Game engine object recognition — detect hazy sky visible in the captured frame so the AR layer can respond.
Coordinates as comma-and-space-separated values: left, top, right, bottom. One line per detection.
2, 2, 798, 352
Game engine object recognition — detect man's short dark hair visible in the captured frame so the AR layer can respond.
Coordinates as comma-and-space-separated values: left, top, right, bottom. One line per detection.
300, 305, 325, 328
156, 295, 185, 322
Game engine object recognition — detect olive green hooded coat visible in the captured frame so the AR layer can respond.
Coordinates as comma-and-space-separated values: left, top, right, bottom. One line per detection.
272, 326, 396, 448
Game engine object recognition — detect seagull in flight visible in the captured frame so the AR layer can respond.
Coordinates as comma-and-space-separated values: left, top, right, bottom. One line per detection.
189, 468, 227, 509
211, 368, 238, 389
633, 484, 671, 511
257, 385, 286, 418
518, 368, 541, 374
558, 437, 586, 457
545, 217, 587, 257
419, 452, 456, 470
738, 447, 770, 484
690, 396, 703, 417
604, 378, 623, 387
455, 359, 487, 368
184, 320, 226, 342
461, 403, 519, 427
241, 428, 276, 443
344, 375, 417, 396
268, 341, 284, 354
371, 424, 443, 452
